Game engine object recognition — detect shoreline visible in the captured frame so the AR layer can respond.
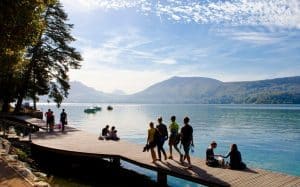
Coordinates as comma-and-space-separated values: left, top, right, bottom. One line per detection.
0, 136, 161, 187
0, 158, 32, 187
1, 113, 300, 186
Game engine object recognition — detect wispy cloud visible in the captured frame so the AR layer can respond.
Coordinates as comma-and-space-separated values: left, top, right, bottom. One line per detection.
78, 31, 183, 68
216, 29, 287, 44
62, 0, 300, 29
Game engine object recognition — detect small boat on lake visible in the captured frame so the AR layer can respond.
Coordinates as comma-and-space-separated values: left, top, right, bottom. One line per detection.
93, 106, 102, 111
84, 108, 97, 114
107, 105, 113, 110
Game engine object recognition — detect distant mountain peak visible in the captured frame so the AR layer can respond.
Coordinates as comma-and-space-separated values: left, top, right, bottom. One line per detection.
53, 76, 300, 104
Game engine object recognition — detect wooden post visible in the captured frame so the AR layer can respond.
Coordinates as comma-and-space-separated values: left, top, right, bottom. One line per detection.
157, 171, 167, 186
28, 127, 32, 142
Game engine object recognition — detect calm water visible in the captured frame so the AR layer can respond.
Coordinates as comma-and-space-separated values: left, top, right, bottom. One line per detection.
37, 103, 300, 187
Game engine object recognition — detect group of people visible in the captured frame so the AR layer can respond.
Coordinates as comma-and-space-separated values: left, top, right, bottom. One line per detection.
206, 141, 246, 170
99, 125, 120, 141
44, 108, 68, 132
146, 115, 246, 170
146, 116, 194, 168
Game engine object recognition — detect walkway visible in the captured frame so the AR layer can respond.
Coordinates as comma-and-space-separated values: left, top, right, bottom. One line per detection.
4, 115, 300, 187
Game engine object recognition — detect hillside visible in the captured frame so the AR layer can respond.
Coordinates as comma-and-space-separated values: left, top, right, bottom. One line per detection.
129, 76, 300, 104
40, 76, 300, 104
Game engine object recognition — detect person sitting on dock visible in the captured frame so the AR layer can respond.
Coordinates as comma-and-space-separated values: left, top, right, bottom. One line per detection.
223, 144, 246, 170
98, 125, 110, 140
206, 141, 224, 167
106, 126, 120, 141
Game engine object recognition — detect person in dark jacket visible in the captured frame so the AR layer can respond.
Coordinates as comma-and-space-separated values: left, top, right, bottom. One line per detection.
223, 144, 246, 170
156, 117, 168, 161
180, 117, 193, 168
60, 109, 67, 132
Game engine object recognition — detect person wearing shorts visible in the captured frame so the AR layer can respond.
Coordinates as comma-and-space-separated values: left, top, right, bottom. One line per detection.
180, 117, 193, 168
168, 116, 183, 161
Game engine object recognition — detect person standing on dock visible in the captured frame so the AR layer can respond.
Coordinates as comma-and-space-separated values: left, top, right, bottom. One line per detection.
168, 115, 183, 162
156, 117, 168, 161
60, 109, 67, 132
147, 122, 157, 162
180, 117, 194, 168
45, 109, 51, 131
49, 111, 55, 132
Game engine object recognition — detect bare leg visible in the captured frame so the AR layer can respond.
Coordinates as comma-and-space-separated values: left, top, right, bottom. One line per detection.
174, 145, 182, 155
150, 147, 157, 162
169, 145, 173, 159
187, 154, 191, 165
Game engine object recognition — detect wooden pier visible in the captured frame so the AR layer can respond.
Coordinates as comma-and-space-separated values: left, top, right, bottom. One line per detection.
1, 115, 300, 187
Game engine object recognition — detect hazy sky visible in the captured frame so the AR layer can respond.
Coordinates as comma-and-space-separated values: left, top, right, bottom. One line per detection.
61, 0, 300, 94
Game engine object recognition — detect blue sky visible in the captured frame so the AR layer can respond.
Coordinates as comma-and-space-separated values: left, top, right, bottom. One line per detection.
61, 0, 300, 94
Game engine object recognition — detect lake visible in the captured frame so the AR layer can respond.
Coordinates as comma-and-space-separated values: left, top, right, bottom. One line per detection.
37, 103, 300, 187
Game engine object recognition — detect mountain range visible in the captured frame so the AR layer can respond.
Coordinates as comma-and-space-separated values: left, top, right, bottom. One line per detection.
58, 76, 300, 104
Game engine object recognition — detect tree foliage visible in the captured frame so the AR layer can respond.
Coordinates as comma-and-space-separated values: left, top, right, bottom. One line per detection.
0, 0, 82, 112
0, 0, 48, 112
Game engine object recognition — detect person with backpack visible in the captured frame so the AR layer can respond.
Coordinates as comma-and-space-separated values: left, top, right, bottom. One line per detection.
156, 117, 168, 161
168, 116, 183, 162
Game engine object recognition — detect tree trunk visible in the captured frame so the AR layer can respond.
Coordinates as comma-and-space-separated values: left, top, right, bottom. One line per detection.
33, 97, 37, 110
14, 94, 24, 113
14, 58, 37, 113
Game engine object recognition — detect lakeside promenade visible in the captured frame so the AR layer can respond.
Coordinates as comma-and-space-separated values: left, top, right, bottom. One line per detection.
1, 115, 300, 187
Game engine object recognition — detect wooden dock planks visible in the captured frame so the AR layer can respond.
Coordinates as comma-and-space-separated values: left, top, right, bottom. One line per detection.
5, 116, 300, 187
29, 128, 300, 187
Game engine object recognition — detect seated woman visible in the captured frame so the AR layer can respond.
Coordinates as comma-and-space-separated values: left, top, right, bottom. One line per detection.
206, 141, 224, 167
106, 126, 120, 141
223, 144, 246, 170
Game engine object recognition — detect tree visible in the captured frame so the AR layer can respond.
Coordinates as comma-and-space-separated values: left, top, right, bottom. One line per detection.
0, 0, 49, 112
14, 0, 82, 112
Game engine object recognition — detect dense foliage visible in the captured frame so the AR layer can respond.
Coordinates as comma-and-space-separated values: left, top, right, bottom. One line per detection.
0, 0, 82, 112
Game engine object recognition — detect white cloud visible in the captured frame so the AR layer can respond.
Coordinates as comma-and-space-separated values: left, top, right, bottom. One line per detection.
62, 0, 300, 29
155, 58, 177, 65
